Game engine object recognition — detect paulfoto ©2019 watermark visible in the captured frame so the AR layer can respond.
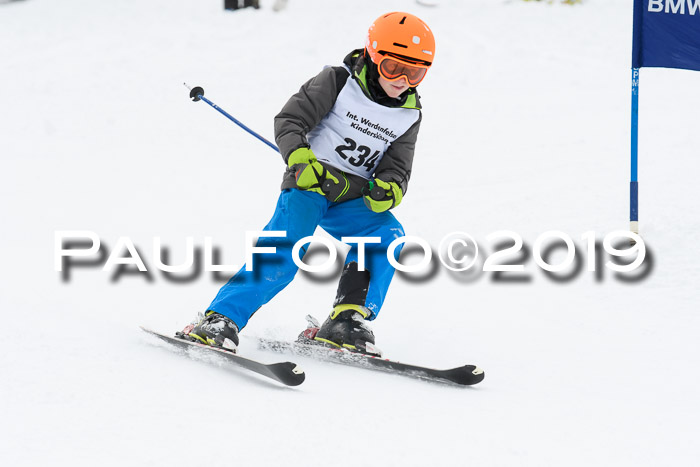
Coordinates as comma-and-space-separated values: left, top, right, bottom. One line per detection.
54, 230, 651, 284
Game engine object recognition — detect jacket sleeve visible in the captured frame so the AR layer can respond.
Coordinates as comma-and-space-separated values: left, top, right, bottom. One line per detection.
372, 112, 421, 195
274, 66, 349, 162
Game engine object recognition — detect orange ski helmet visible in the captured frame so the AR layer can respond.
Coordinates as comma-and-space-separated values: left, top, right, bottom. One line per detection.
366, 12, 435, 86
366, 12, 435, 65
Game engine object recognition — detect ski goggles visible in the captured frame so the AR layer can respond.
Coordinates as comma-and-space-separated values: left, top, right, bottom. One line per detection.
376, 55, 429, 87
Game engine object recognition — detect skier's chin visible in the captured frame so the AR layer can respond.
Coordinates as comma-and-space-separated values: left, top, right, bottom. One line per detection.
379, 76, 409, 98
387, 85, 407, 97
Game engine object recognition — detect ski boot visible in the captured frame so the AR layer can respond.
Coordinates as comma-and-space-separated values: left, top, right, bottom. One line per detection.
180, 311, 239, 352
302, 306, 382, 356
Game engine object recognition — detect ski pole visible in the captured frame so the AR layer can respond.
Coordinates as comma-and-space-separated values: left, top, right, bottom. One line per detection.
184, 82, 385, 202
184, 82, 280, 153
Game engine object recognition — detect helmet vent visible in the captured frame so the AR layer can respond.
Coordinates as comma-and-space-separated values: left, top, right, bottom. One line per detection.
399, 16, 407, 25
392, 42, 408, 49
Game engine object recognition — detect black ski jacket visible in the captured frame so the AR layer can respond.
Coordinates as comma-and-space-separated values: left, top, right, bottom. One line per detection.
274, 49, 422, 204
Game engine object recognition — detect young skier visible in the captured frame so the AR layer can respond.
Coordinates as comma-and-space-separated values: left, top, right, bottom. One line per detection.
187, 12, 435, 355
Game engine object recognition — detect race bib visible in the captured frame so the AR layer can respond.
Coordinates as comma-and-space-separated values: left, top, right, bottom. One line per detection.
307, 76, 419, 179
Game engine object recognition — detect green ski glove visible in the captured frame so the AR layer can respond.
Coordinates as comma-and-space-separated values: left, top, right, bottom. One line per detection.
362, 178, 403, 212
287, 147, 339, 196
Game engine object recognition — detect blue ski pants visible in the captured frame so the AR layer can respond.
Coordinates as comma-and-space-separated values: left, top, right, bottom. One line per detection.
208, 189, 405, 329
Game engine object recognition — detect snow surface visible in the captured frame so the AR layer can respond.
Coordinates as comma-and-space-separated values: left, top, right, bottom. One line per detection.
2, 0, 700, 465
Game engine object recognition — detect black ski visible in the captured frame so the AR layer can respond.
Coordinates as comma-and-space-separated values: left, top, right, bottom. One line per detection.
254, 317, 484, 386
140, 327, 305, 387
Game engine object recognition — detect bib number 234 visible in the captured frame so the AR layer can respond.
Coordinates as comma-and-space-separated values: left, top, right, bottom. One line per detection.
335, 138, 381, 172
